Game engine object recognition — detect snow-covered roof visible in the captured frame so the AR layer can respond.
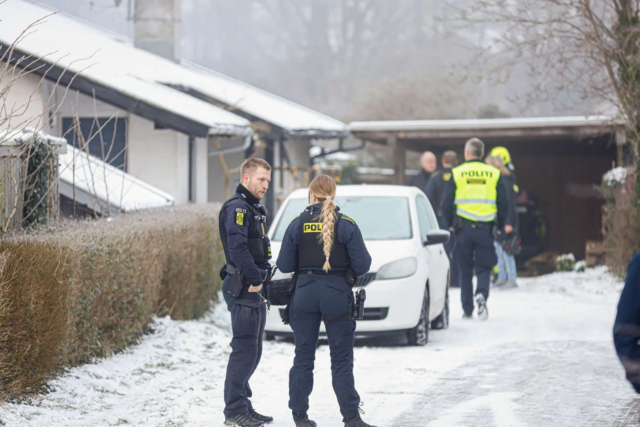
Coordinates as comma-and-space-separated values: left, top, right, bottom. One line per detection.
1, 0, 251, 137
2, 0, 346, 138
59, 144, 174, 212
349, 116, 624, 133
179, 61, 348, 137
1, 127, 67, 149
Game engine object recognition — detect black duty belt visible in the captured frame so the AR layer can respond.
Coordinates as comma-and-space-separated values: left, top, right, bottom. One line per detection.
458, 218, 493, 229
301, 270, 347, 277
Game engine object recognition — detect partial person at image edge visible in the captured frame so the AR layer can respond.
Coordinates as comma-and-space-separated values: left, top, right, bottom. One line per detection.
614, 252, 640, 393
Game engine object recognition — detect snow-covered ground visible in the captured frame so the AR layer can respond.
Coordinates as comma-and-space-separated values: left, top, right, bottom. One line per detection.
2, 268, 635, 427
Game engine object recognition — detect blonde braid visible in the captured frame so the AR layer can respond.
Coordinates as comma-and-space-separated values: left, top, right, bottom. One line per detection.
308, 174, 338, 272
320, 196, 336, 272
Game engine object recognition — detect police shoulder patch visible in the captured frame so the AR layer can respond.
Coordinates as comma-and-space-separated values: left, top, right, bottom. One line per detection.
443, 173, 452, 182
236, 212, 245, 226
341, 214, 356, 224
235, 207, 247, 214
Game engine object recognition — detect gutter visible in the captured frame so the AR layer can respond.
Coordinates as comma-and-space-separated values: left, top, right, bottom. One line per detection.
208, 134, 252, 156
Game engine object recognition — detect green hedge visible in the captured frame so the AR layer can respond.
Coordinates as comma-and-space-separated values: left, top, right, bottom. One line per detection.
0, 204, 223, 398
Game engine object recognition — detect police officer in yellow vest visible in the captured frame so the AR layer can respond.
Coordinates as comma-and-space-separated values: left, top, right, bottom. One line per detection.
442, 138, 513, 320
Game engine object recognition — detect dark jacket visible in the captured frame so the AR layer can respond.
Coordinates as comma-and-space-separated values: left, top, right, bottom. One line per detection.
502, 174, 520, 230
614, 253, 640, 393
426, 167, 453, 228
409, 170, 434, 195
441, 160, 511, 230
220, 184, 271, 287
276, 204, 372, 277
502, 172, 520, 230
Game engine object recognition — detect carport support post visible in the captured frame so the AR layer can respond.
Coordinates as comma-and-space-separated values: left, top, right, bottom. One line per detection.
389, 135, 406, 185
616, 129, 627, 166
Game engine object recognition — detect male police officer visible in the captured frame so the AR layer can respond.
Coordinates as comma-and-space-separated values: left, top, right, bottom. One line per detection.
219, 158, 273, 427
426, 151, 459, 288
442, 138, 512, 320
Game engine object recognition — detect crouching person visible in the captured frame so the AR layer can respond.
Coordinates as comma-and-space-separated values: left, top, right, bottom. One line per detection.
277, 175, 376, 427
219, 158, 273, 426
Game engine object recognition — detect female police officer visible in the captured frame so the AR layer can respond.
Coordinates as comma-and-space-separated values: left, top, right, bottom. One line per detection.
276, 175, 376, 427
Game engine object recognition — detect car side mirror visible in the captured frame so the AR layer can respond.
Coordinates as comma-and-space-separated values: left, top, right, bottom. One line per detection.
424, 230, 450, 246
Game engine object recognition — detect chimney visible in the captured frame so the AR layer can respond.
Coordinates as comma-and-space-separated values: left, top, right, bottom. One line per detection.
134, 0, 181, 62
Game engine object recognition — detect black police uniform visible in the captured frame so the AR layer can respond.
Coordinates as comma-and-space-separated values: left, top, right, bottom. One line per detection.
277, 204, 372, 421
614, 252, 640, 393
219, 184, 272, 419
426, 167, 458, 287
441, 161, 511, 316
408, 169, 433, 195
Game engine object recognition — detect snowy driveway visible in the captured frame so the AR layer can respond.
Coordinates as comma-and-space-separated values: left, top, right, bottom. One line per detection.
2, 268, 637, 427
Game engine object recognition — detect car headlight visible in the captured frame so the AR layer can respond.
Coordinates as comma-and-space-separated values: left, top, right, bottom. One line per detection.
376, 257, 418, 280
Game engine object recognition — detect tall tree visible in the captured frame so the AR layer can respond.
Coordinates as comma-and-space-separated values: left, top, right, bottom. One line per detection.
454, 0, 639, 165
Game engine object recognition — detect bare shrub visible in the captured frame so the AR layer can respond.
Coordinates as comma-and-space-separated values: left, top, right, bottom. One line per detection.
602, 168, 640, 277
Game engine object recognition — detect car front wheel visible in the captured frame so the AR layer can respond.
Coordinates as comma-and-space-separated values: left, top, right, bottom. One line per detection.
407, 286, 430, 346
431, 286, 449, 330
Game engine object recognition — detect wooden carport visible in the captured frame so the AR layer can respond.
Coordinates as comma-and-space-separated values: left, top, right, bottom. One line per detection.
349, 116, 626, 259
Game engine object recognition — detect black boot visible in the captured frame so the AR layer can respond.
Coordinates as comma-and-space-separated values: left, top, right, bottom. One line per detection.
293, 411, 317, 427
250, 409, 273, 424
224, 412, 264, 426
344, 414, 377, 427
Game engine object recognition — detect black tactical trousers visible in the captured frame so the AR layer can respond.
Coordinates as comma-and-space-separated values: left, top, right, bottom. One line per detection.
223, 288, 267, 418
288, 274, 360, 420
455, 223, 498, 315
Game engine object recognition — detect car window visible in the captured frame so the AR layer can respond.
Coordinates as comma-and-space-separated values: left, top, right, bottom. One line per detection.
415, 195, 437, 241
271, 198, 308, 240
339, 196, 412, 240
271, 196, 412, 241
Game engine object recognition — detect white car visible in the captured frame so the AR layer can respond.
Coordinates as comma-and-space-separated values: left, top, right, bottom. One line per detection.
265, 185, 451, 346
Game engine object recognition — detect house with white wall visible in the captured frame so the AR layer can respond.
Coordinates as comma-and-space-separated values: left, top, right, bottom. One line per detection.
1, 0, 350, 216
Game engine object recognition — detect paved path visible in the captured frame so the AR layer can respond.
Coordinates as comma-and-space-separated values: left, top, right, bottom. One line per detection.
390, 281, 638, 427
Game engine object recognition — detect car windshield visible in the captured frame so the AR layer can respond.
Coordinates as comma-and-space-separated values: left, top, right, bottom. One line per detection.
271, 196, 412, 241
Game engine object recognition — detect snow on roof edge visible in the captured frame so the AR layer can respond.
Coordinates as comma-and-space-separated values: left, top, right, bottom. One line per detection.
59, 144, 174, 212
349, 115, 626, 133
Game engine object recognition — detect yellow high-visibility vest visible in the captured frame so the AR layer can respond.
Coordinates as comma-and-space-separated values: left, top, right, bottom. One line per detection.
452, 161, 500, 222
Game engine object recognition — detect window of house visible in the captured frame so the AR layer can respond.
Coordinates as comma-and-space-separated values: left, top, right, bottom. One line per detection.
62, 117, 128, 171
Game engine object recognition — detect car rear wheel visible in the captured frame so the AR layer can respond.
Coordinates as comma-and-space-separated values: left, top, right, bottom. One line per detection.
407, 285, 430, 346
431, 285, 450, 330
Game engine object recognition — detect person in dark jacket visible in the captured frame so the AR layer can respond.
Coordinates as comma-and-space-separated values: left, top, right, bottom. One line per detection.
219, 158, 273, 427
277, 175, 375, 427
486, 155, 518, 288
409, 151, 437, 194
426, 150, 459, 287
614, 252, 640, 393
442, 138, 512, 320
